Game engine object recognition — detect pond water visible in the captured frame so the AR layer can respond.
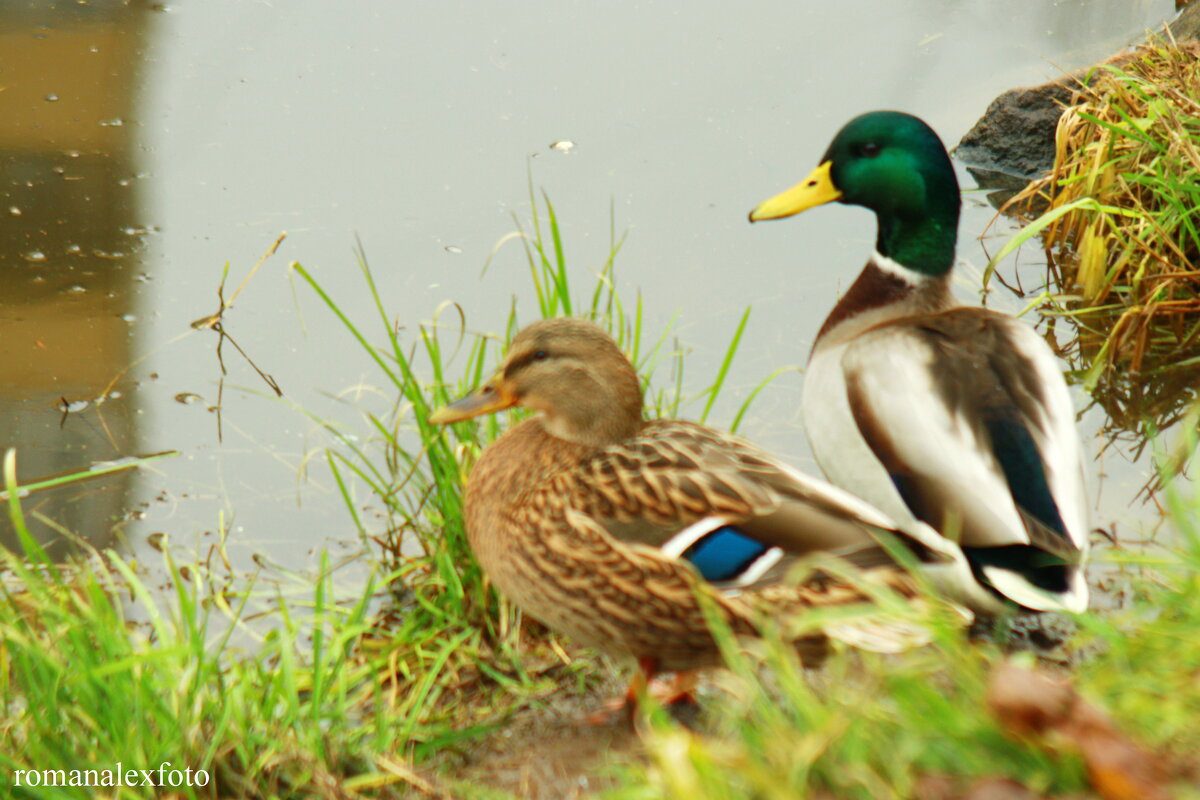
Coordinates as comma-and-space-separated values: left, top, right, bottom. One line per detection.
0, 0, 1181, 576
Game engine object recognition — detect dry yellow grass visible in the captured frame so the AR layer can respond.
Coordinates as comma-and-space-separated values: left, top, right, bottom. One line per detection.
1008, 39, 1200, 446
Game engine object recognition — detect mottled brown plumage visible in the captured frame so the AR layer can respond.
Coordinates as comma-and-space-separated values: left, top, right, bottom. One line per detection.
431, 318, 963, 680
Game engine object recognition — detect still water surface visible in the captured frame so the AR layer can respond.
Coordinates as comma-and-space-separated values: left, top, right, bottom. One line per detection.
0, 0, 1179, 575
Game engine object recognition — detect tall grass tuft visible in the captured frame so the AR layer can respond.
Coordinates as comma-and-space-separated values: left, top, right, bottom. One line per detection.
0, 448, 475, 799
998, 39, 1200, 449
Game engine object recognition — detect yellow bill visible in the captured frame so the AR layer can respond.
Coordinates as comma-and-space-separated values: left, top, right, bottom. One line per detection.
749, 161, 842, 222
429, 382, 517, 424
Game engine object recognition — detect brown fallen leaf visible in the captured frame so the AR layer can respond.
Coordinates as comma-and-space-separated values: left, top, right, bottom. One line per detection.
962, 776, 1043, 800
986, 662, 1173, 800
913, 774, 958, 800
913, 773, 1046, 800
986, 661, 1075, 737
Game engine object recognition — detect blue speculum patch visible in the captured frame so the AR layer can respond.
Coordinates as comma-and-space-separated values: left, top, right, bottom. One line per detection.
681, 526, 770, 582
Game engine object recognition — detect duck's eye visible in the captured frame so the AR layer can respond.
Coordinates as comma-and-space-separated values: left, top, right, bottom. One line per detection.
532, 349, 550, 361
858, 142, 881, 158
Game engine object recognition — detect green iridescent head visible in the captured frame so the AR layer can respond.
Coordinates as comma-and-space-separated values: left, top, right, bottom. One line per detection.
751, 111, 961, 276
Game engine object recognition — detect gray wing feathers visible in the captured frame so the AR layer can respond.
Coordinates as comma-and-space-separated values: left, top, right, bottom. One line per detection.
842, 309, 1087, 555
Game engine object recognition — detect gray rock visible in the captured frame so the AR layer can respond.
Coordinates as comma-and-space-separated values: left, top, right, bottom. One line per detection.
1171, 1, 1200, 40
954, 2, 1200, 182
954, 83, 1074, 180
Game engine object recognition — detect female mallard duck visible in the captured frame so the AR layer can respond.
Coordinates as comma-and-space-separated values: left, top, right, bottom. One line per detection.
430, 317, 967, 709
749, 110, 1089, 614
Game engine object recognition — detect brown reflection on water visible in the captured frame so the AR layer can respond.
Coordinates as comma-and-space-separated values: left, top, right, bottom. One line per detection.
1071, 321, 1200, 460
0, 1, 155, 556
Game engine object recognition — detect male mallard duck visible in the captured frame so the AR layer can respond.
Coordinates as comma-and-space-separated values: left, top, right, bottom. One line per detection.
749, 110, 1089, 614
430, 317, 967, 710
